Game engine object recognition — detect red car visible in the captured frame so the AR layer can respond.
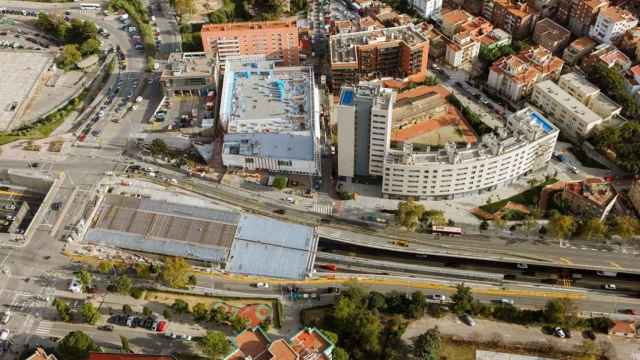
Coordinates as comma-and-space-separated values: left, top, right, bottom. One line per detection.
156, 320, 167, 332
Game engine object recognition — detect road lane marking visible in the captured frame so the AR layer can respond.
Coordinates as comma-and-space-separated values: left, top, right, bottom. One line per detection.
609, 262, 622, 269
559, 257, 573, 265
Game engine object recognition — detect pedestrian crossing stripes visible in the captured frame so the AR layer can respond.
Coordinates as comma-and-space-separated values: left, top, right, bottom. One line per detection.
312, 202, 333, 216
33, 321, 53, 336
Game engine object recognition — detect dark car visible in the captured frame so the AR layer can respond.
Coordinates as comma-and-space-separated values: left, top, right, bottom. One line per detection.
51, 202, 63, 211
620, 309, 637, 315
273, 209, 286, 215
98, 325, 114, 331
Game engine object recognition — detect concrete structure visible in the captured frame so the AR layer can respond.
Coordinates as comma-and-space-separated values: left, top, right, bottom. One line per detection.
160, 52, 216, 96
482, 0, 539, 39
487, 46, 563, 102
557, 72, 621, 119
531, 78, 615, 138
556, 0, 609, 36
560, 178, 618, 220
533, 18, 571, 54
562, 36, 597, 65
589, 6, 638, 44
582, 43, 632, 70
219, 58, 321, 176
381, 107, 558, 200
442, 11, 493, 68
329, 25, 429, 89
201, 20, 300, 65
609, 320, 637, 337
336, 84, 395, 178
412, 0, 443, 19
628, 178, 640, 213
224, 327, 335, 360
0, 51, 53, 131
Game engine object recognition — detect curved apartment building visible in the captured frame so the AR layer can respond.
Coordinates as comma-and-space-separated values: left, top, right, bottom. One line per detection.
381, 108, 558, 200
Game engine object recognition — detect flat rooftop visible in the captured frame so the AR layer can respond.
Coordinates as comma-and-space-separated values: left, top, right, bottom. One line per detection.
220, 59, 315, 135
161, 52, 214, 79
223, 132, 315, 161
534, 80, 603, 125
330, 25, 427, 64
0, 51, 52, 131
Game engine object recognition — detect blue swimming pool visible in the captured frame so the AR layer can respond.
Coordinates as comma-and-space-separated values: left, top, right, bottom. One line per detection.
340, 89, 354, 106
530, 111, 553, 134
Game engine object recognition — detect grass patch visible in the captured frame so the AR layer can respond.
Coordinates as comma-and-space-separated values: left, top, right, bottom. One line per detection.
480, 178, 558, 214
440, 338, 476, 360
568, 146, 607, 169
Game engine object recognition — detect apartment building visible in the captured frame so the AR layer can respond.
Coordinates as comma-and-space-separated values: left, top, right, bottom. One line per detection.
336, 84, 395, 178
219, 58, 321, 176
412, 0, 443, 19
620, 27, 640, 61
582, 43, 632, 70
589, 6, 638, 44
200, 20, 300, 65
442, 10, 493, 68
555, 0, 609, 36
482, 0, 539, 39
532, 80, 606, 138
224, 327, 335, 360
487, 46, 564, 102
558, 72, 621, 119
533, 18, 571, 54
561, 178, 618, 221
478, 28, 512, 50
623, 65, 640, 106
329, 25, 429, 89
381, 107, 558, 200
562, 36, 597, 65
160, 52, 216, 96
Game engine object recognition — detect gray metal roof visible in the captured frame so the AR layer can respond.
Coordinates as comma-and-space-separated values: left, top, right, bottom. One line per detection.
223, 132, 315, 161
225, 215, 318, 279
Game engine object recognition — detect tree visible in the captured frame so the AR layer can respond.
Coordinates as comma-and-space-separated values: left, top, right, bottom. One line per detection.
333, 347, 350, 360
479, 220, 489, 230
163, 308, 173, 320
272, 176, 288, 190
413, 327, 441, 360
81, 303, 100, 325
193, 303, 210, 321
548, 214, 576, 240
142, 306, 152, 317
231, 315, 250, 332
398, 198, 425, 231
112, 275, 132, 294
161, 256, 193, 288
451, 283, 474, 315
57, 331, 100, 360
210, 306, 228, 324
612, 215, 640, 239
544, 298, 578, 327
149, 139, 169, 156
120, 335, 131, 353
332, 284, 383, 358
172, 299, 189, 314
367, 291, 387, 311
58, 44, 82, 69
580, 218, 608, 240
423, 210, 446, 227
98, 261, 114, 274
53, 298, 72, 322
123, 304, 133, 314
75, 270, 92, 291
65, 18, 98, 45
80, 38, 101, 56
408, 291, 427, 319
197, 331, 230, 359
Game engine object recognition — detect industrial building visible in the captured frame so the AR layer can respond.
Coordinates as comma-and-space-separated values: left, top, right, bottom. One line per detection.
219, 58, 321, 176
85, 194, 318, 279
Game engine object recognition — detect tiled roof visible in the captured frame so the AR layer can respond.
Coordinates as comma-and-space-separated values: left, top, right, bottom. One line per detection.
88, 354, 174, 360
610, 320, 636, 334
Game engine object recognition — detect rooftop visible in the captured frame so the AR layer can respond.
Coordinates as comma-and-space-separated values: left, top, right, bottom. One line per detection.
567, 36, 596, 51
226, 327, 271, 360
534, 18, 570, 43
598, 6, 637, 22
559, 72, 621, 118
492, 0, 538, 18
476, 350, 556, 360
202, 19, 296, 33
226, 214, 318, 279
610, 320, 636, 334
564, 178, 617, 208
26, 348, 57, 360
518, 46, 564, 75
534, 80, 603, 125
161, 52, 214, 79
225, 328, 334, 360
223, 132, 315, 161
330, 25, 427, 64
590, 44, 632, 68
0, 51, 53, 131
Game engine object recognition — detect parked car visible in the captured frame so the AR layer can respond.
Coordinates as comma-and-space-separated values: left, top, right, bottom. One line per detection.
428, 294, 446, 301
620, 309, 637, 315
98, 325, 114, 331
254, 282, 269, 289
603, 284, 617, 290
554, 327, 566, 338
461, 314, 476, 326
495, 298, 514, 305
1, 311, 10, 324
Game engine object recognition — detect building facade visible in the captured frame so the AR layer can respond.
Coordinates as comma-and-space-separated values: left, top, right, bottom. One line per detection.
562, 36, 597, 65
555, 0, 609, 36
412, 0, 443, 19
582, 43, 632, 70
329, 25, 429, 89
160, 52, 216, 96
201, 20, 300, 65
442, 10, 493, 68
381, 108, 558, 200
589, 6, 638, 44
533, 18, 571, 54
482, 0, 539, 39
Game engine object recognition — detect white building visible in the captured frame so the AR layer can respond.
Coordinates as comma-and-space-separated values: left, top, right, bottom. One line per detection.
220, 58, 321, 175
557, 72, 621, 120
412, 0, 442, 19
381, 108, 558, 200
531, 80, 605, 139
336, 84, 395, 178
589, 6, 638, 44
445, 33, 481, 68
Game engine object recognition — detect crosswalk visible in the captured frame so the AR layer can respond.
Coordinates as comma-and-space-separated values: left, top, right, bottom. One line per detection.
33, 321, 53, 337
312, 202, 333, 216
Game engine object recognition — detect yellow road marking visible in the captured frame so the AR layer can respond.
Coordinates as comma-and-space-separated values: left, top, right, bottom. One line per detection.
559, 257, 573, 265
609, 262, 622, 269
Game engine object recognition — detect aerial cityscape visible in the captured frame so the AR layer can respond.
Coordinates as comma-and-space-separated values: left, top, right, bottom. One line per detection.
0, 0, 640, 359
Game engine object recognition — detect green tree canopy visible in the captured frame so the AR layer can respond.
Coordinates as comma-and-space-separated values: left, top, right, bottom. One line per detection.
80, 38, 101, 56
544, 298, 578, 327
398, 198, 425, 231
413, 327, 441, 360
149, 139, 169, 156
580, 218, 607, 240
81, 303, 100, 325
161, 256, 193, 288
57, 331, 100, 360
612, 215, 640, 239
197, 331, 230, 359
591, 122, 640, 173
98, 261, 114, 274
75, 270, 92, 290
193, 303, 210, 321
451, 283, 474, 315
333, 347, 350, 360
112, 275, 133, 294
58, 44, 82, 69
548, 214, 576, 240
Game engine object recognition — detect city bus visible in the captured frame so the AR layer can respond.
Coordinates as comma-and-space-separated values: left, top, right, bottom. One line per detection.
79, 3, 101, 10
431, 226, 464, 236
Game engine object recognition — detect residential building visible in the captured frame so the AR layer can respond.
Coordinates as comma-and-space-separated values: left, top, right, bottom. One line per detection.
336, 84, 395, 178
201, 20, 300, 65
26, 348, 57, 360
487, 46, 563, 102
442, 11, 493, 68
620, 27, 640, 61
329, 25, 429, 89
219, 58, 321, 176
560, 178, 618, 220
441, 9, 474, 37
609, 320, 637, 337
88, 354, 175, 360
533, 18, 571, 53
623, 65, 640, 106
562, 36, 597, 65
582, 43, 632, 70
412, 0, 443, 19
558, 72, 621, 119
482, 0, 539, 39
532, 80, 609, 138
359, 16, 384, 31
382, 107, 558, 200
160, 52, 216, 96
555, 0, 609, 36
224, 327, 335, 360
527, 0, 559, 17
628, 178, 640, 213
589, 6, 638, 44
478, 28, 512, 50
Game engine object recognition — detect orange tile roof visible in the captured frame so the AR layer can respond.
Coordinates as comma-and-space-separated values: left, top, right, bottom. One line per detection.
396, 84, 450, 101
268, 339, 298, 360
569, 36, 596, 50
233, 328, 271, 359
599, 6, 637, 23
392, 105, 477, 144
441, 9, 471, 26
610, 320, 636, 334
630, 64, 640, 77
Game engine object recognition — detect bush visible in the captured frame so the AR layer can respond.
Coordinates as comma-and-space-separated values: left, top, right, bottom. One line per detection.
171, 299, 189, 314
163, 308, 173, 320
129, 287, 144, 299
123, 304, 133, 314
272, 176, 288, 190
143, 306, 152, 316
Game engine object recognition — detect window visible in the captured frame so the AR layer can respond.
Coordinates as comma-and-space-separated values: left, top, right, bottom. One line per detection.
277, 160, 292, 166
245, 158, 254, 164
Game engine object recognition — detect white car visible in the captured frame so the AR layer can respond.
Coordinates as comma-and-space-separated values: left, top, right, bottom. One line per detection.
0, 329, 9, 341
516, 263, 528, 269
255, 282, 269, 289
604, 284, 617, 290
554, 327, 565, 338
68, 279, 82, 293
496, 298, 514, 305
428, 294, 446, 301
